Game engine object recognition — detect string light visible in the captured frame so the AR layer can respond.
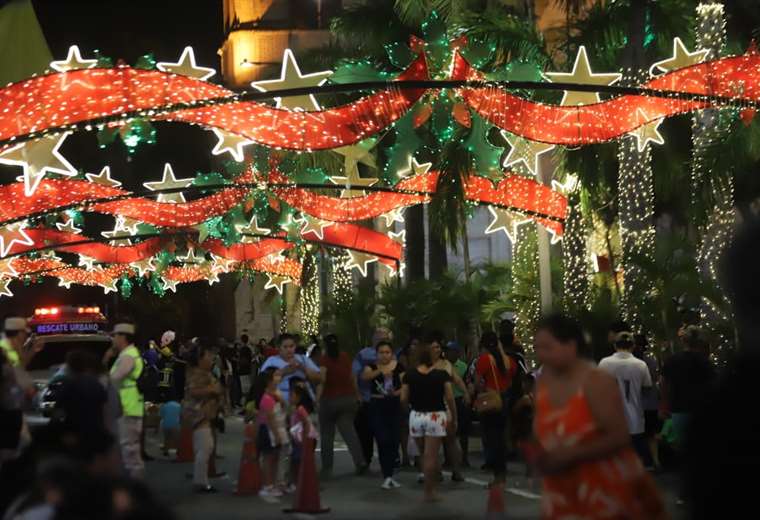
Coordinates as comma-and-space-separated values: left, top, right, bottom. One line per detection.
561, 183, 590, 313
512, 223, 541, 352
617, 67, 657, 331
300, 253, 320, 336
692, 2, 733, 364
331, 251, 353, 307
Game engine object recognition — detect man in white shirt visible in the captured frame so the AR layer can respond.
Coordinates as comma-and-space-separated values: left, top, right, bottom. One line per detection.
599, 331, 652, 464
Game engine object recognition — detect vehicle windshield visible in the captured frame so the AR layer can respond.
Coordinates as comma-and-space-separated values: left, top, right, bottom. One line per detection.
26, 338, 112, 372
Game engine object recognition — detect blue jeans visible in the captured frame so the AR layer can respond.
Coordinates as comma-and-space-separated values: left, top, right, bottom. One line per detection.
368, 398, 401, 478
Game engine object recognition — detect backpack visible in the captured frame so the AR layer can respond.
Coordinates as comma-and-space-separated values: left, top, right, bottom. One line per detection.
136, 362, 160, 396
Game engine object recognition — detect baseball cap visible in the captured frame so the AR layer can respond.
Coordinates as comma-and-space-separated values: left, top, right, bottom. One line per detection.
4, 317, 30, 332
112, 323, 136, 335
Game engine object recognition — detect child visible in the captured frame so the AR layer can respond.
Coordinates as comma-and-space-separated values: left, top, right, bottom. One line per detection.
252, 368, 288, 503
159, 398, 181, 457
288, 381, 317, 492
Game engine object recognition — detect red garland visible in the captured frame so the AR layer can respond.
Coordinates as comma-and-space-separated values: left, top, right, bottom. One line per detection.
452, 50, 760, 145
6, 222, 402, 265
0, 171, 254, 227
0, 55, 429, 152
2, 50, 759, 151
269, 169, 566, 236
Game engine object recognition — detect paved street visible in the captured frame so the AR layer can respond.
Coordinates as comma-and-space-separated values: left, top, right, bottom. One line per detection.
144, 417, 684, 519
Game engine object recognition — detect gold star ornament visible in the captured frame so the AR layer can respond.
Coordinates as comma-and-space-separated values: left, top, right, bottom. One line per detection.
264, 273, 290, 294
0, 223, 33, 257
210, 129, 254, 162
651, 37, 709, 75
544, 46, 622, 106
628, 109, 665, 152
50, 45, 97, 72
0, 278, 13, 298
86, 166, 122, 188
347, 250, 378, 277
484, 207, 530, 244
251, 49, 332, 111
143, 164, 194, 203
156, 47, 216, 81
396, 156, 433, 179
0, 133, 77, 196
297, 215, 332, 240
501, 132, 555, 176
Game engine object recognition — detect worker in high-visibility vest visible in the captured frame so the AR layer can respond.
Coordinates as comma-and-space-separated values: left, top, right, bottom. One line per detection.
0, 317, 37, 466
106, 322, 144, 478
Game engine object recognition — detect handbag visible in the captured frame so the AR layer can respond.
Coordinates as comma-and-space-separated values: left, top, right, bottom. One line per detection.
474, 355, 503, 414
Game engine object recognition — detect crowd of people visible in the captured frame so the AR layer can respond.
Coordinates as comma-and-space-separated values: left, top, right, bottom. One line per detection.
0, 284, 753, 518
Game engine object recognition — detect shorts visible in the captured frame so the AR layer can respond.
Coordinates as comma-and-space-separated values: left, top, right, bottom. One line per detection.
257, 424, 278, 453
409, 410, 447, 438
644, 410, 661, 436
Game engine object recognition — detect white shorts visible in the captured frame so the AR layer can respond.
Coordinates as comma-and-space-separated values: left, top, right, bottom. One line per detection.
409, 410, 447, 438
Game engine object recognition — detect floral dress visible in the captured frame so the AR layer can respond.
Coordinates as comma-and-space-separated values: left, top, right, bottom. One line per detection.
535, 386, 668, 519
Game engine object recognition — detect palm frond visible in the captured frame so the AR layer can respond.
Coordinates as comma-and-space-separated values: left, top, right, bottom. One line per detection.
429, 128, 471, 253
331, 1, 414, 58
457, 8, 549, 70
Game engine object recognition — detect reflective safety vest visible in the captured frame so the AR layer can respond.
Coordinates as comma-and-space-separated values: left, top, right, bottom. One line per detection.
111, 345, 144, 417
0, 338, 20, 367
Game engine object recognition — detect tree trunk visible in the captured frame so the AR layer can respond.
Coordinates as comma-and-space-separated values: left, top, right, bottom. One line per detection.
428, 210, 448, 280
405, 205, 426, 281
616, 0, 655, 331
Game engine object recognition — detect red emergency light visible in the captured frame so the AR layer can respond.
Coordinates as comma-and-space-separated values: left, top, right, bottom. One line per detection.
34, 307, 60, 316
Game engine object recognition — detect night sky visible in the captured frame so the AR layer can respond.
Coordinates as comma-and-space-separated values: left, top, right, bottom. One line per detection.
0, 1, 234, 341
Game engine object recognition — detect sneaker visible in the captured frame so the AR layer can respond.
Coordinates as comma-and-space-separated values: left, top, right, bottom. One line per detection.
283, 483, 297, 494
381, 477, 394, 490
258, 487, 282, 503
193, 485, 219, 494
390, 478, 402, 488
417, 473, 424, 483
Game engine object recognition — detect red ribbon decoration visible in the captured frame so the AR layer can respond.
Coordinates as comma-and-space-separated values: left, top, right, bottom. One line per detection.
269, 169, 566, 236
0, 172, 254, 228
0, 55, 429, 152
5, 222, 402, 267
452, 49, 760, 145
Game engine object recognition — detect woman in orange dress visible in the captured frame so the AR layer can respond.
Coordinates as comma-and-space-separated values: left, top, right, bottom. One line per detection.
532, 314, 669, 520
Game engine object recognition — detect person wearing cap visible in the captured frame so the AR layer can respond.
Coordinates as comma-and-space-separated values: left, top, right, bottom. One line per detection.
0, 317, 38, 466
598, 331, 653, 464
1, 317, 40, 368
106, 322, 144, 478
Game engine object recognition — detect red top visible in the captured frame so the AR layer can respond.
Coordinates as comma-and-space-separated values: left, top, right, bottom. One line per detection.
476, 352, 515, 392
320, 352, 355, 399
535, 385, 666, 518
264, 346, 278, 358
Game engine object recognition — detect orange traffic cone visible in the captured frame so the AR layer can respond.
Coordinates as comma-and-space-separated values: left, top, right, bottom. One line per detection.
175, 426, 194, 463
283, 437, 330, 514
235, 423, 262, 495
485, 483, 506, 520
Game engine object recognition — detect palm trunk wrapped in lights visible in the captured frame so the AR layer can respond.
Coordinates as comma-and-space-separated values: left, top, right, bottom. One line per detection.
616, 124, 656, 331
331, 250, 353, 308
562, 185, 590, 313
300, 252, 320, 336
512, 222, 541, 354
693, 2, 733, 362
